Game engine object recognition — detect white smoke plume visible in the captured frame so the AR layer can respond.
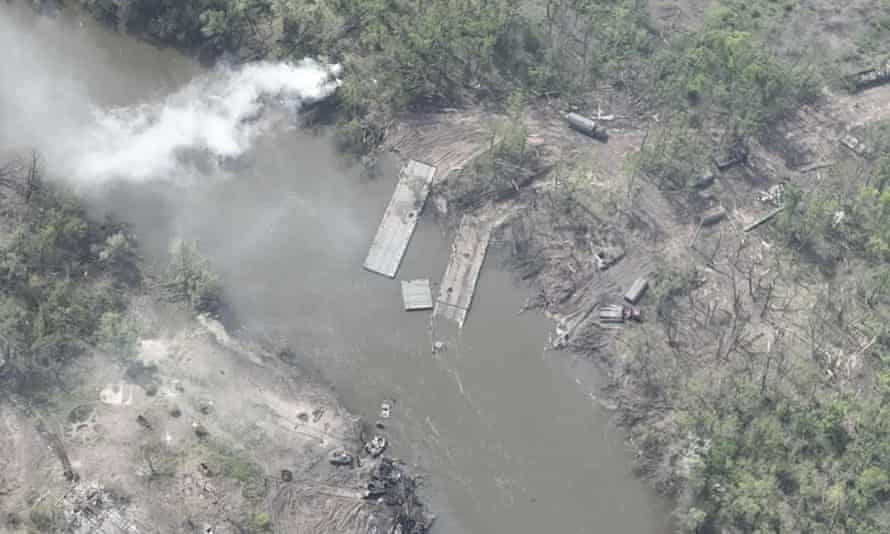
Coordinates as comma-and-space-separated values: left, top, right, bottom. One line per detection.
67, 60, 342, 183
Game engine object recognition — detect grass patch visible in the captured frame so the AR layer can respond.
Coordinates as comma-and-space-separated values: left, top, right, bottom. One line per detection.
247, 511, 272, 533
200, 440, 267, 500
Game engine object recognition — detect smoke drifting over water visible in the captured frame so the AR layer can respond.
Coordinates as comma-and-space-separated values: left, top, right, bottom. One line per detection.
0, 6, 340, 185
69, 61, 342, 183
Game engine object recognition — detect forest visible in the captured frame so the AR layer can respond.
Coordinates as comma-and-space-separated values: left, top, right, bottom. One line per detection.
79, 0, 813, 150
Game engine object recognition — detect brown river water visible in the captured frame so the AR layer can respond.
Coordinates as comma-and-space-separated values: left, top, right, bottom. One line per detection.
0, 3, 672, 533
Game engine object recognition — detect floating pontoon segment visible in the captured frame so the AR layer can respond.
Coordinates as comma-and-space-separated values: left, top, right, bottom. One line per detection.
401, 279, 434, 311
434, 215, 492, 328
364, 160, 437, 278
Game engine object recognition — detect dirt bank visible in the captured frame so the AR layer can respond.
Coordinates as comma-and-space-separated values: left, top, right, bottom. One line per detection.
1, 298, 432, 533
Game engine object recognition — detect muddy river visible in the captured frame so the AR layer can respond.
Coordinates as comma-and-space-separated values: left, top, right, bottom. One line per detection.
1, 4, 671, 533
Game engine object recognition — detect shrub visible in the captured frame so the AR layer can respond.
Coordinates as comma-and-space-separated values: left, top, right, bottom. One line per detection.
249, 511, 272, 532
655, 9, 820, 138
631, 115, 710, 190
165, 239, 223, 315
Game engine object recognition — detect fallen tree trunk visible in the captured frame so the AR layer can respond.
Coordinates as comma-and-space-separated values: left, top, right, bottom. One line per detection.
743, 207, 785, 233
36, 420, 78, 482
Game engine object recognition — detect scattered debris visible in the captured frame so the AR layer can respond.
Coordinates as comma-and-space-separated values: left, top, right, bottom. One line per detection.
594, 106, 618, 121
401, 279, 433, 311
700, 206, 727, 226
624, 277, 650, 305
61, 482, 136, 532
376, 400, 393, 429
691, 173, 715, 190
594, 247, 625, 271
759, 184, 785, 206
509, 217, 530, 257
280, 469, 293, 482
364, 435, 387, 458
433, 195, 448, 216
798, 160, 836, 173
136, 414, 152, 430
36, 421, 78, 483
364, 458, 435, 532
198, 401, 213, 415
330, 450, 354, 466
199, 462, 213, 477
833, 210, 846, 227
565, 112, 608, 141
4, 512, 20, 528
432, 341, 446, 354
840, 133, 869, 157
367, 478, 388, 498
713, 148, 746, 171
68, 404, 94, 424
360, 153, 378, 176
379, 401, 392, 420
689, 219, 706, 248
192, 423, 209, 439
550, 319, 571, 349
99, 383, 136, 406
